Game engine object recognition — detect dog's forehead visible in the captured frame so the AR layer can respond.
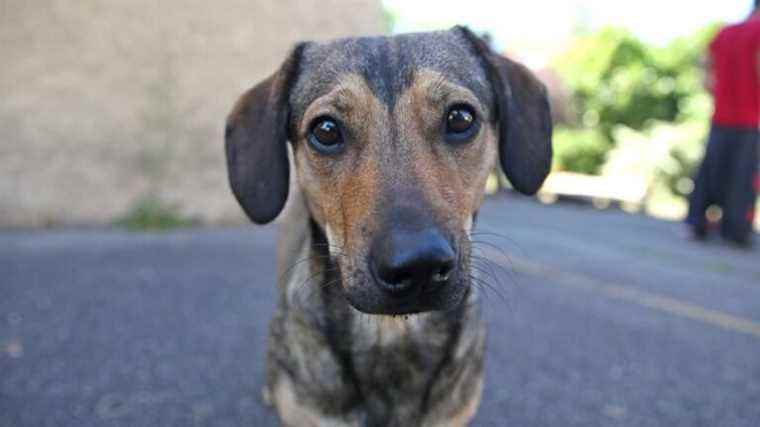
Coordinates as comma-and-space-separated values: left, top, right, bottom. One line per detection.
290, 29, 491, 118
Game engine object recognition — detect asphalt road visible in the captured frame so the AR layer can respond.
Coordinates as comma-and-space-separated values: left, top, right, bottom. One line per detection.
2, 196, 759, 427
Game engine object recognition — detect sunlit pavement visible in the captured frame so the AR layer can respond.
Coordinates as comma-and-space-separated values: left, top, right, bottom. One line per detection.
2, 195, 759, 427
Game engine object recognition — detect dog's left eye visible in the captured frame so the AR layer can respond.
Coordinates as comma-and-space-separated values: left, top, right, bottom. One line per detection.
444, 105, 478, 143
309, 117, 344, 154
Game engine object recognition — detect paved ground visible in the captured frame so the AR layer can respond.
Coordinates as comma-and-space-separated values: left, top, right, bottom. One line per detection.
2, 196, 759, 427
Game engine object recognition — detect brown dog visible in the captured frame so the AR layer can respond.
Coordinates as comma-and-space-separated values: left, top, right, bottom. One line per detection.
225, 26, 552, 426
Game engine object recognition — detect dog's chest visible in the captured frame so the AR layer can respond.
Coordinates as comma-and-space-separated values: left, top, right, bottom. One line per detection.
338, 313, 457, 424
349, 314, 452, 388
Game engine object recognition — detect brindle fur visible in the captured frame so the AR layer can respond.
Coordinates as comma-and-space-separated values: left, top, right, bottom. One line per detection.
225, 26, 552, 426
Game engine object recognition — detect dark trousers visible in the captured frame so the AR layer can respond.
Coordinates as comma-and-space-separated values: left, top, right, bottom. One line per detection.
686, 124, 758, 243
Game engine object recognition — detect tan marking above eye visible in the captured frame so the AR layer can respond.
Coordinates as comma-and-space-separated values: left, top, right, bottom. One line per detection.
411, 69, 485, 119
299, 74, 385, 141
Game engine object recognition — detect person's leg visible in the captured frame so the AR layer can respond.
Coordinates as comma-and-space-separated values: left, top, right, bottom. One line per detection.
721, 129, 758, 246
686, 126, 725, 238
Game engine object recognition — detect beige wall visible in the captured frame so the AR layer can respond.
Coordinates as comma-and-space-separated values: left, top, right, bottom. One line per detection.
0, 0, 385, 227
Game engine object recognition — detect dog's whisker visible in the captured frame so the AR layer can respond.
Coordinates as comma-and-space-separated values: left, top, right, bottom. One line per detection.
469, 256, 517, 307
470, 231, 524, 251
292, 266, 341, 305
470, 254, 514, 279
279, 253, 337, 282
468, 262, 509, 289
469, 239, 516, 265
469, 247, 517, 282
279, 243, 350, 285
469, 274, 509, 306
303, 278, 343, 306
470, 254, 515, 284
469, 280, 492, 306
295, 278, 336, 307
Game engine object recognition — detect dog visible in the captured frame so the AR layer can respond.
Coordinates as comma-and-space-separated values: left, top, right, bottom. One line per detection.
224, 26, 552, 426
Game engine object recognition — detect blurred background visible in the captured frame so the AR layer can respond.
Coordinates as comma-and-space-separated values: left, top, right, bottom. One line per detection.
0, 0, 385, 228
1, 0, 756, 231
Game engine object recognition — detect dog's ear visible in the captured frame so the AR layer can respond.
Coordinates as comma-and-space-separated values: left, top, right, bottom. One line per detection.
456, 26, 553, 195
225, 44, 305, 224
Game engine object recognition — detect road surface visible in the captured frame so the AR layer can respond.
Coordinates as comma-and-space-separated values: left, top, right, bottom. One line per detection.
2, 196, 759, 426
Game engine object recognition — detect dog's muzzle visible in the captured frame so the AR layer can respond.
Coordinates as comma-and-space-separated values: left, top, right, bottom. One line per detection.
343, 222, 468, 315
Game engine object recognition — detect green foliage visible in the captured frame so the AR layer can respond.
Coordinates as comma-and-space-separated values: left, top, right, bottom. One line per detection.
557, 29, 678, 134
552, 23, 720, 183
114, 196, 196, 232
553, 127, 611, 175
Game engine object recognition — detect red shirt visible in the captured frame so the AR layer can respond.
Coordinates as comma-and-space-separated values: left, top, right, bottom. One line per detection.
711, 16, 760, 128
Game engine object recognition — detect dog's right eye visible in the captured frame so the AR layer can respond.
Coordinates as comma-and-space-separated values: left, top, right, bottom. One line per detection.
309, 117, 344, 154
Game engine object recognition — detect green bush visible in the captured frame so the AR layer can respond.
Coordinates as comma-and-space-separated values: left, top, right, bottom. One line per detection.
553, 127, 611, 175
551, 23, 720, 189
114, 196, 196, 231
556, 28, 682, 136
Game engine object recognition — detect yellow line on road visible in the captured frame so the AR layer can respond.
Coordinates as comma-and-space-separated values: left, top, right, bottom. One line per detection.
485, 250, 760, 340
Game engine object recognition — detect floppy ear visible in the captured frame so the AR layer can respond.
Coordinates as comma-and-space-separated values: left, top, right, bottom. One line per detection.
224, 44, 304, 224
457, 26, 553, 195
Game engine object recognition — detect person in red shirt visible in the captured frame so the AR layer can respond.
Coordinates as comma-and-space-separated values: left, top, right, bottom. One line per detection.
686, 2, 760, 247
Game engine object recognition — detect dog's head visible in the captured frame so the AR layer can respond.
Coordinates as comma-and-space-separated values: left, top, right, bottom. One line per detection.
226, 27, 552, 315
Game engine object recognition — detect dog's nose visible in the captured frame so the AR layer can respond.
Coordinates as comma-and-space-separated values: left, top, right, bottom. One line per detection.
372, 228, 456, 296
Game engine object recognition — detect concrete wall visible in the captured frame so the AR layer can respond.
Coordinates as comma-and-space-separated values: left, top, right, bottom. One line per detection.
0, 0, 385, 226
